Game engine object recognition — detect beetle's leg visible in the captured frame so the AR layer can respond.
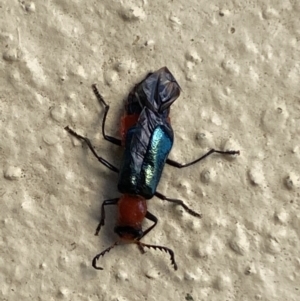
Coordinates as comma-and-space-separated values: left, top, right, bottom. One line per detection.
155, 191, 202, 218
136, 211, 157, 254
65, 126, 119, 173
138, 211, 158, 241
136, 208, 177, 271
95, 198, 119, 236
92, 84, 122, 146
166, 149, 240, 169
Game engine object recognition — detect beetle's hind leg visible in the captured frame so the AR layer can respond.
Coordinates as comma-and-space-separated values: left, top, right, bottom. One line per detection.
155, 191, 202, 218
92, 84, 122, 146
65, 126, 119, 173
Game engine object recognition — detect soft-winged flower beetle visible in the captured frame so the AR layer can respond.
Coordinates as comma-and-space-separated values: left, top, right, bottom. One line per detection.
65, 67, 239, 270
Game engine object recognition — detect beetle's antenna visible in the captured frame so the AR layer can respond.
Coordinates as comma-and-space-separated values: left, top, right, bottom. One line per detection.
137, 242, 178, 270
92, 241, 119, 270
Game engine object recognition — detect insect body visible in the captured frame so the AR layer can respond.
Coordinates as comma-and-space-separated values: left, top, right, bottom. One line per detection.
118, 69, 178, 199
65, 67, 239, 270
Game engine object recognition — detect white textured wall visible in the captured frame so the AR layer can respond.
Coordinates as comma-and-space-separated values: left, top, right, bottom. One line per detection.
1, 1, 299, 300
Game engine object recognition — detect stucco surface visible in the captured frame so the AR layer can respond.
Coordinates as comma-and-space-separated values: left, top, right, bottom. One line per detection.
1, 1, 299, 300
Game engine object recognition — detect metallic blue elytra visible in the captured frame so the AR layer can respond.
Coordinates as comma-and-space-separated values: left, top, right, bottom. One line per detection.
118, 121, 173, 199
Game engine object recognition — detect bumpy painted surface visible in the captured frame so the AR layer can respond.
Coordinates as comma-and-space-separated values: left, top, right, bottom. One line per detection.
1, 1, 300, 301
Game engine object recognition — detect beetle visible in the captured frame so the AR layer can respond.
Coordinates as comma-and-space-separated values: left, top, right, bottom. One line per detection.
65, 67, 239, 270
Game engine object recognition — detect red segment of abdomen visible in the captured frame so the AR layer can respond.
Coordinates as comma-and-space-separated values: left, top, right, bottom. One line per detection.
117, 195, 147, 228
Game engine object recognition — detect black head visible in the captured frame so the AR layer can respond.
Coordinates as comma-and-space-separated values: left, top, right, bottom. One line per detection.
114, 225, 143, 241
